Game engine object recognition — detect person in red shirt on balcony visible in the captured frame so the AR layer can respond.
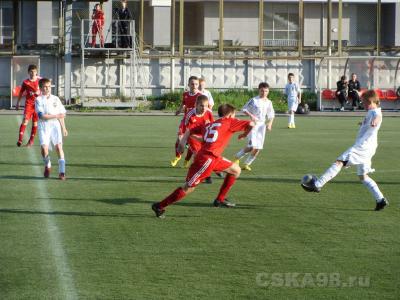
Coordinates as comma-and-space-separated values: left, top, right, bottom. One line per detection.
91, 3, 105, 48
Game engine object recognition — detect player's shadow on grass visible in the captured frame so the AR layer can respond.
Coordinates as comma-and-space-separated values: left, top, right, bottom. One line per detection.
68, 163, 172, 169
0, 208, 150, 218
66, 144, 170, 149
0, 161, 42, 167
0, 175, 44, 180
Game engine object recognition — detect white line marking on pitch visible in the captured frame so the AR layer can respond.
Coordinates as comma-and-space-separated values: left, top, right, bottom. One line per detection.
18, 118, 78, 299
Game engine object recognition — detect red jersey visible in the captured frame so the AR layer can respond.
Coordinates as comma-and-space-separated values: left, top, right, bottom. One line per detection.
184, 108, 214, 153
92, 10, 105, 27
182, 91, 202, 116
196, 117, 251, 158
20, 78, 40, 107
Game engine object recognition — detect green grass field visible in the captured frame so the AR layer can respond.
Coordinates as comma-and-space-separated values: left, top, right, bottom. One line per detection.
1, 114, 399, 300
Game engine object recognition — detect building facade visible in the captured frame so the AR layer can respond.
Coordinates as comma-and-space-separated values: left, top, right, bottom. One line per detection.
0, 0, 399, 107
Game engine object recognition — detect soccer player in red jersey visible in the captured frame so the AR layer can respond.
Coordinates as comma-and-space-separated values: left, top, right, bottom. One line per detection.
170, 76, 203, 167
91, 3, 105, 48
16, 64, 41, 147
152, 104, 254, 218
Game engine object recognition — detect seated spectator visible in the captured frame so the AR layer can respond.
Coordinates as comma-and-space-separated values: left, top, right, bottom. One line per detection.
348, 73, 361, 110
336, 75, 348, 111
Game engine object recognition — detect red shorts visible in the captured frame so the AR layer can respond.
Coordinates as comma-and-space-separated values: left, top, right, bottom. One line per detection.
186, 155, 233, 187
24, 104, 38, 122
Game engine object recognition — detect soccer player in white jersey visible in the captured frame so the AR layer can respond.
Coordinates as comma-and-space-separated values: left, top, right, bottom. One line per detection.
301, 90, 388, 211
284, 73, 301, 129
233, 82, 275, 171
199, 77, 214, 110
35, 78, 68, 180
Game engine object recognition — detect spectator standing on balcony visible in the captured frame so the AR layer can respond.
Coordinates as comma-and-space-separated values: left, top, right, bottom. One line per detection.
348, 73, 361, 110
91, 3, 105, 48
117, 0, 133, 48
336, 75, 348, 111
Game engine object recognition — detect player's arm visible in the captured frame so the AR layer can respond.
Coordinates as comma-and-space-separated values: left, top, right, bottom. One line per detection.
16, 84, 26, 110
177, 129, 191, 154
238, 121, 255, 140
58, 117, 68, 137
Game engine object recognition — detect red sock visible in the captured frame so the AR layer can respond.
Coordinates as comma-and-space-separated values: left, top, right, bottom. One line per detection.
175, 140, 181, 157
18, 123, 27, 142
185, 148, 193, 161
159, 187, 187, 209
29, 125, 37, 142
216, 174, 236, 202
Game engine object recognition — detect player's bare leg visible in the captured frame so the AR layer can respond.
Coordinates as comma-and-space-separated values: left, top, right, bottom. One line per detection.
41, 145, 51, 178
213, 163, 241, 208
55, 144, 66, 180
17, 118, 29, 147
242, 148, 260, 171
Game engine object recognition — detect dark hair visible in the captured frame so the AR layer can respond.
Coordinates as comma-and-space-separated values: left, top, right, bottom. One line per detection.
288, 73, 295, 78
217, 104, 236, 117
188, 76, 199, 83
196, 94, 209, 104
362, 89, 380, 106
341, 75, 347, 81
39, 78, 51, 88
28, 64, 38, 72
258, 82, 269, 89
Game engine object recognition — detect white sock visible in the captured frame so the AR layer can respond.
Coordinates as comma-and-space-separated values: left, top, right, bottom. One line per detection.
288, 114, 292, 124
245, 154, 257, 166
362, 177, 384, 202
58, 159, 66, 174
315, 163, 342, 188
290, 113, 295, 124
235, 149, 248, 160
43, 156, 51, 168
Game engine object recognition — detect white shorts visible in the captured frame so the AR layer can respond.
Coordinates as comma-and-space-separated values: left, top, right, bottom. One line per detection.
288, 99, 299, 112
337, 146, 376, 175
38, 121, 63, 149
247, 123, 266, 149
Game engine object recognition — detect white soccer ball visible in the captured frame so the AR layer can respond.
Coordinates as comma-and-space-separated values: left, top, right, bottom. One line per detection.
301, 174, 314, 185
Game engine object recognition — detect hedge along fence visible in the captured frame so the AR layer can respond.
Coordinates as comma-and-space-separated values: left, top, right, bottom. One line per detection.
147, 89, 317, 113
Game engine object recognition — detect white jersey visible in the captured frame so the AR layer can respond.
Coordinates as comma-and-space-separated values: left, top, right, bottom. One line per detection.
35, 94, 66, 125
242, 96, 275, 125
337, 107, 382, 172
201, 89, 214, 108
284, 82, 301, 101
35, 94, 67, 148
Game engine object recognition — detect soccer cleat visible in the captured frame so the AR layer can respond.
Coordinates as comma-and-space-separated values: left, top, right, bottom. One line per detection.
233, 159, 240, 165
375, 198, 388, 211
170, 156, 181, 167
151, 203, 165, 218
242, 164, 251, 171
301, 176, 321, 193
44, 166, 51, 178
213, 198, 236, 208
291, 123, 296, 129
16, 141, 22, 147
183, 160, 190, 169
59, 173, 66, 180
288, 123, 292, 128
204, 177, 213, 184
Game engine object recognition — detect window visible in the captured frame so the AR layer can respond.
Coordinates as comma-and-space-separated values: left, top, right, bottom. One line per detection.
263, 3, 299, 46
0, 1, 13, 45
